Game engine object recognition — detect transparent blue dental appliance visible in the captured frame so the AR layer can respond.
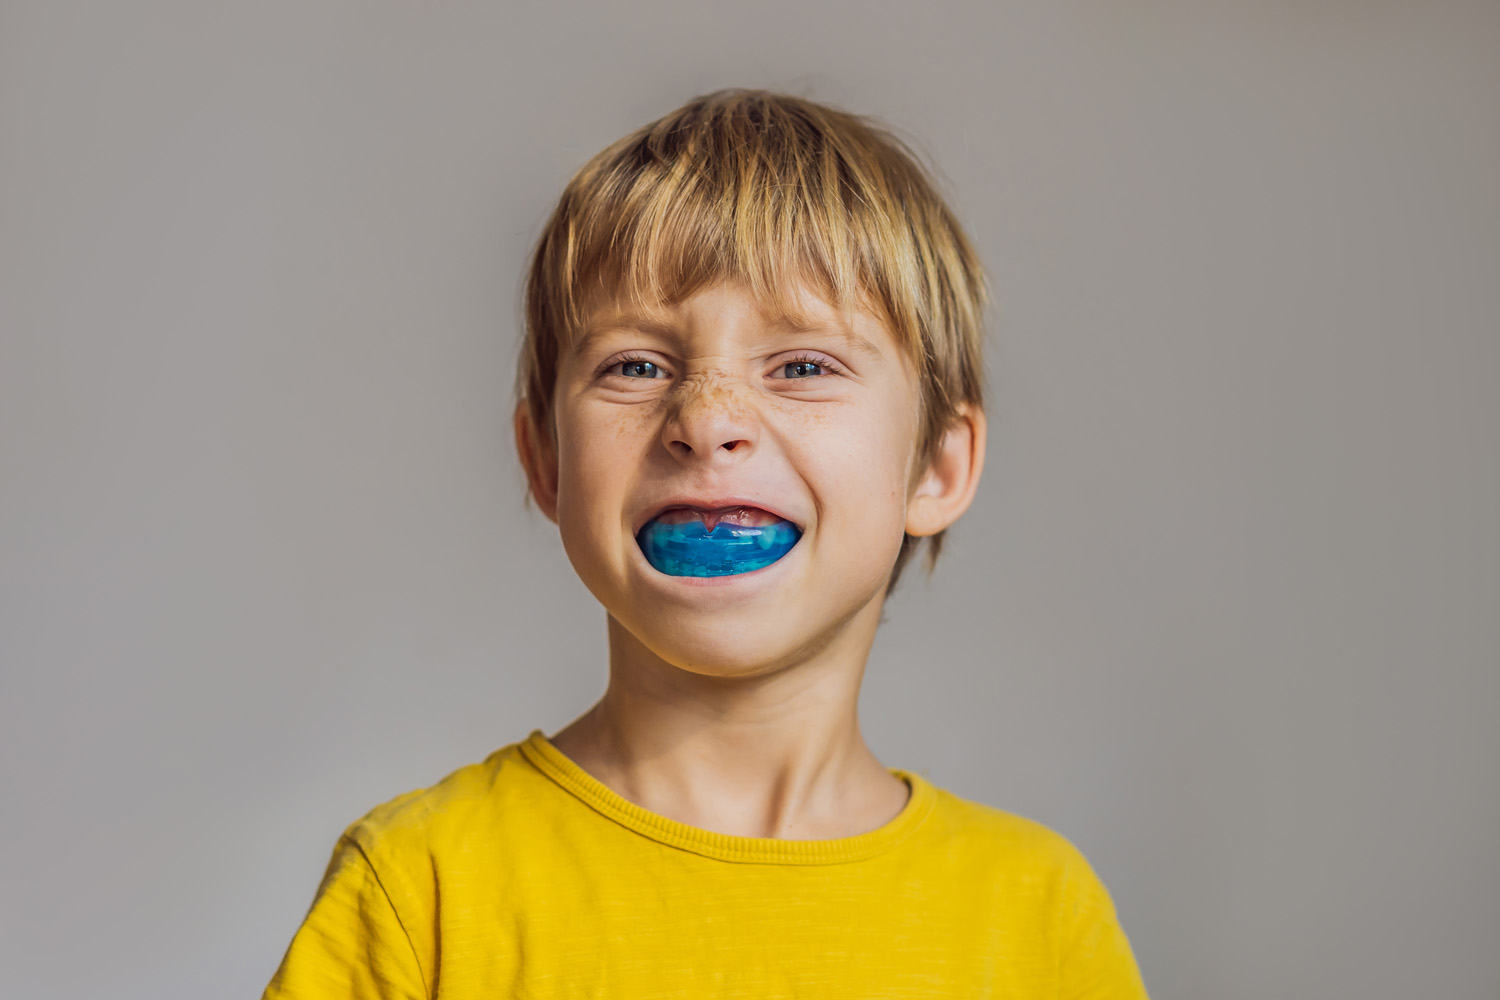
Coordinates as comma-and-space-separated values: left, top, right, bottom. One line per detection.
637, 519, 802, 577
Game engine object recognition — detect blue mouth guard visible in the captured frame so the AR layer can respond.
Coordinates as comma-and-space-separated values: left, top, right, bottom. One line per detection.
637, 518, 802, 577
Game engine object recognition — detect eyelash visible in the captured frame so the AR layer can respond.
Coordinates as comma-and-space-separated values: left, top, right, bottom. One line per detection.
596, 353, 845, 381
777, 354, 845, 379
598, 354, 667, 380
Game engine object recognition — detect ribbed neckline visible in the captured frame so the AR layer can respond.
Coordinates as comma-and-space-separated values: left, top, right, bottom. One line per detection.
518, 730, 936, 865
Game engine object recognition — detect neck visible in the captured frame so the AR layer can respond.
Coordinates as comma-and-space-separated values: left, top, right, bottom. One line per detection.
550, 599, 909, 840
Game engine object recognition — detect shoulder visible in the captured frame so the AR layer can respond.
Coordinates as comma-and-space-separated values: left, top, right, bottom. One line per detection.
917, 782, 1126, 925
916, 783, 1150, 994
923, 782, 1097, 874
338, 738, 550, 864
265, 744, 546, 998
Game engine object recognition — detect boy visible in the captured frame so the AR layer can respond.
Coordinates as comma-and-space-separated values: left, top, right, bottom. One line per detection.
263, 89, 1149, 998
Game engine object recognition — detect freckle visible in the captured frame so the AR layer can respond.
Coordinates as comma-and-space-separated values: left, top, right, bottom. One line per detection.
776, 401, 834, 429
603, 412, 635, 441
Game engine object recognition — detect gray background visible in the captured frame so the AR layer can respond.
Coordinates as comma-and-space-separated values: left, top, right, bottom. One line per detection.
2, 2, 1496, 998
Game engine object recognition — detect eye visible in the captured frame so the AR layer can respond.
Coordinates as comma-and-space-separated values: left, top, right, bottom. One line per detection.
773, 355, 842, 380
608, 358, 668, 379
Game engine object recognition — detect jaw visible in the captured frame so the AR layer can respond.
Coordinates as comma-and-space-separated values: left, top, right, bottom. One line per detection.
603, 577, 889, 684
604, 520, 899, 684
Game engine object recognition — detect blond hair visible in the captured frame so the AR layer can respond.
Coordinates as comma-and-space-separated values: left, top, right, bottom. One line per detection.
519, 89, 988, 589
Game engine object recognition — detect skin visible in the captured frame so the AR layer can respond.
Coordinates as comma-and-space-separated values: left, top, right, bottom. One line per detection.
515, 278, 985, 839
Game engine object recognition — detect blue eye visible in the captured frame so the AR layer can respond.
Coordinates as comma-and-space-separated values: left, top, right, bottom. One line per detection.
781, 360, 825, 379
616, 359, 664, 379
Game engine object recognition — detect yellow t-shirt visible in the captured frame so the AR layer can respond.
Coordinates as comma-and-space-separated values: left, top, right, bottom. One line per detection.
263, 732, 1149, 999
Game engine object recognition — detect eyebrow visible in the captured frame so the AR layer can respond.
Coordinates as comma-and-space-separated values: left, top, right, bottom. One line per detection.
570, 311, 885, 360
771, 322, 885, 361
570, 312, 679, 357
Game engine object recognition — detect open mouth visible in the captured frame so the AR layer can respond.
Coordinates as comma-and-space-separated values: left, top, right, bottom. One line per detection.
636, 505, 802, 578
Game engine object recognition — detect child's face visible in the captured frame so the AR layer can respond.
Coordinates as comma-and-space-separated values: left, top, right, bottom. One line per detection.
519, 279, 980, 677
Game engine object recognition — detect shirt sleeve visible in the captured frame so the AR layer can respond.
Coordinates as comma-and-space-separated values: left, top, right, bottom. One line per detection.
1056, 845, 1151, 1000
261, 834, 429, 1000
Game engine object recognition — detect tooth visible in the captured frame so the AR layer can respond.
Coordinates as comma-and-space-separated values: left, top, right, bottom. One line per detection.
649, 505, 788, 531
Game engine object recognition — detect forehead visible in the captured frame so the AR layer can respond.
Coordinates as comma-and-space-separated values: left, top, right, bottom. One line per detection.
570, 278, 903, 360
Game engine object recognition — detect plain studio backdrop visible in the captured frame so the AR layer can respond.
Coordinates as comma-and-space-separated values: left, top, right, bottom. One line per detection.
2, 2, 1497, 998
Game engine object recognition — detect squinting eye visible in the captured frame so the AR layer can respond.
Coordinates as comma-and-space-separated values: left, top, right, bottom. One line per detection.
615, 360, 664, 379
781, 361, 824, 379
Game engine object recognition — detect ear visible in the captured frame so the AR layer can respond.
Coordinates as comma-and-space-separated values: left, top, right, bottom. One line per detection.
905, 404, 986, 537
514, 400, 560, 523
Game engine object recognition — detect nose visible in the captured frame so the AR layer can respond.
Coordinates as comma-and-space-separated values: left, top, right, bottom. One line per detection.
661, 373, 759, 464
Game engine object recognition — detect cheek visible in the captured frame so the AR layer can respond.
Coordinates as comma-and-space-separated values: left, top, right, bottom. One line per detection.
554, 405, 657, 513
779, 403, 913, 519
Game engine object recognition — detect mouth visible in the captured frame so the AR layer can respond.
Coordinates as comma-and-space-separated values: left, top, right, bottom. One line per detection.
636, 504, 803, 578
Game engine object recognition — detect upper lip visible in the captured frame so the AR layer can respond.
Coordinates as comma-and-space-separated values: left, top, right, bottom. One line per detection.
634, 496, 802, 533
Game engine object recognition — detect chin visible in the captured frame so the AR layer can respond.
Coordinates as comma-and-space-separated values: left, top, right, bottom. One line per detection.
615, 592, 875, 681
628, 617, 803, 678
590, 535, 896, 676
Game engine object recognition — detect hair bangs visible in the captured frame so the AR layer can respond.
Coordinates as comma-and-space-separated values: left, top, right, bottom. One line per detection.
551, 110, 907, 352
